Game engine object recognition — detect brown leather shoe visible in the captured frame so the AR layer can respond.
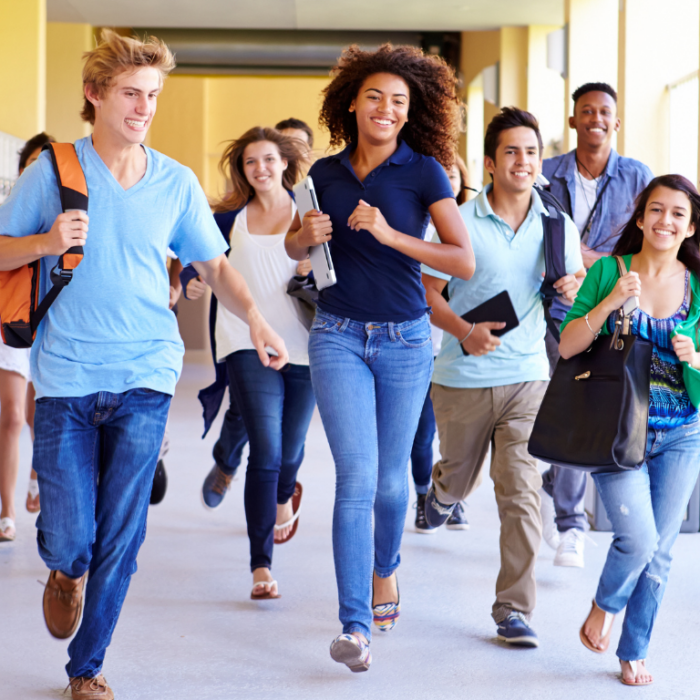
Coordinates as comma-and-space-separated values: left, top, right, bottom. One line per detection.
68, 675, 114, 699
43, 570, 86, 639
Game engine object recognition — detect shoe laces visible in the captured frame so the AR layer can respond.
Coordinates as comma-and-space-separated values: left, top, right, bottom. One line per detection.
66, 675, 107, 693
211, 468, 232, 496
430, 498, 453, 516
413, 498, 428, 526
506, 611, 530, 627
559, 528, 586, 554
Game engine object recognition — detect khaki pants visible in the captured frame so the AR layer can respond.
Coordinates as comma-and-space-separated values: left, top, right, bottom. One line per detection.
431, 380, 548, 622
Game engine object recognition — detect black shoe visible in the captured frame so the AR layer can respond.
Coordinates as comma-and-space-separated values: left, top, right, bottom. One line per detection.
424, 485, 455, 528
150, 460, 168, 505
446, 501, 470, 530
414, 494, 437, 534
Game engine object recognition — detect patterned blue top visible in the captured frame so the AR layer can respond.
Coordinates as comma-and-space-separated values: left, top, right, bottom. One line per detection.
608, 271, 698, 429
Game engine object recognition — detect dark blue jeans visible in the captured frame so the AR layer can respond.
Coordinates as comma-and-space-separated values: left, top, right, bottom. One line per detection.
213, 390, 248, 477
33, 389, 170, 679
226, 351, 316, 572
411, 384, 435, 495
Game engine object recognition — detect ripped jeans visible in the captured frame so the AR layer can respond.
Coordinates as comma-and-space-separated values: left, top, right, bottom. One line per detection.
592, 415, 700, 661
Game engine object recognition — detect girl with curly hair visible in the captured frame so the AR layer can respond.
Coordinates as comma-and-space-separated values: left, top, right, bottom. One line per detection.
285, 43, 475, 672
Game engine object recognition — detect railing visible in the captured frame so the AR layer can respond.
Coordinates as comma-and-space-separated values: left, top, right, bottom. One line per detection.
668, 70, 699, 186
0, 130, 25, 205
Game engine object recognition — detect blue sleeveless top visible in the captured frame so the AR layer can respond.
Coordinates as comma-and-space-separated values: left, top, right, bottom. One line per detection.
608, 270, 698, 429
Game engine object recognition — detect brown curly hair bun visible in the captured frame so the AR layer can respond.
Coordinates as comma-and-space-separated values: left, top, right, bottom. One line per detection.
320, 44, 460, 168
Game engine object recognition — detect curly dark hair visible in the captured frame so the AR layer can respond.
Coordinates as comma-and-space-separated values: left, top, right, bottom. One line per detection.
319, 44, 460, 168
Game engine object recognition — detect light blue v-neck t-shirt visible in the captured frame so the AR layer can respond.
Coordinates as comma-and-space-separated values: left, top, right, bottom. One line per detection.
422, 185, 583, 389
0, 137, 227, 398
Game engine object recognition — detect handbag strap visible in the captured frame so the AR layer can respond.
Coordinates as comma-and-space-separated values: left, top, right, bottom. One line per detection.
614, 255, 635, 339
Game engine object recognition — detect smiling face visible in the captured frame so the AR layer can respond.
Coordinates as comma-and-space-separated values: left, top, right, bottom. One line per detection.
242, 140, 287, 196
86, 66, 161, 147
349, 72, 410, 146
638, 186, 696, 254
570, 91, 620, 149
484, 126, 541, 194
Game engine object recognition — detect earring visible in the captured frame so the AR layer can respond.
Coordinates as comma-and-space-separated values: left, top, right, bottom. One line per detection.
637, 222, 643, 229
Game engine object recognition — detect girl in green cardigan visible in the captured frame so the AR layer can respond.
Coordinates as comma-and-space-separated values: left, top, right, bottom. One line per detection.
560, 174, 700, 687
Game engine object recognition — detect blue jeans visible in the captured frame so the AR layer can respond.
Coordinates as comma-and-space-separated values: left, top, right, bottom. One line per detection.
213, 390, 248, 477
226, 351, 316, 572
309, 309, 433, 640
593, 418, 700, 660
33, 389, 171, 679
411, 385, 435, 495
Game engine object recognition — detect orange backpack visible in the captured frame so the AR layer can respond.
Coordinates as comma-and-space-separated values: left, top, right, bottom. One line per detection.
0, 143, 88, 348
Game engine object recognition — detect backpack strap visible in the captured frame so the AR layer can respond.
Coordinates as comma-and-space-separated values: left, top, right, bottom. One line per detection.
540, 206, 567, 343
32, 143, 88, 333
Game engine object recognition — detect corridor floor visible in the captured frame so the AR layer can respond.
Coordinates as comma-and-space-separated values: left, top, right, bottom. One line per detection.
3, 363, 700, 699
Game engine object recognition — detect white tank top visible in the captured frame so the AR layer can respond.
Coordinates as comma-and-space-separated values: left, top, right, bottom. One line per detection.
215, 202, 309, 365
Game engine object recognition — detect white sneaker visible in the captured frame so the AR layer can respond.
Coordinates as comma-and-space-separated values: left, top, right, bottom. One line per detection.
539, 488, 560, 550
554, 528, 585, 568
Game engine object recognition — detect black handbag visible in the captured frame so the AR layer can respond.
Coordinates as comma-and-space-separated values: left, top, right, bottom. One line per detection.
528, 257, 652, 473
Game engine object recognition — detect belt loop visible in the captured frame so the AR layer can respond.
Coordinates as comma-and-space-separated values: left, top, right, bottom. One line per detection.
388, 322, 396, 342
339, 317, 350, 332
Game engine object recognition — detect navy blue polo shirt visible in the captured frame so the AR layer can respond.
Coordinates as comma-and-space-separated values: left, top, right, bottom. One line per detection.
308, 140, 454, 322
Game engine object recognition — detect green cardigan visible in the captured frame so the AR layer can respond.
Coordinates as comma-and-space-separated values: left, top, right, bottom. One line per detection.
561, 254, 700, 408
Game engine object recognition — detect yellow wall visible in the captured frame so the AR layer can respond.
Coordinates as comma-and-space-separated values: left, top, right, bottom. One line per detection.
500, 27, 528, 109
618, 0, 699, 174
46, 22, 93, 142
206, 75, 331, 200
148, 74, 331, 200
0, 0, 46, 139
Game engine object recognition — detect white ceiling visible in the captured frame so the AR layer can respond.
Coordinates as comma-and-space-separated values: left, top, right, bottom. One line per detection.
47, 0, 564, 32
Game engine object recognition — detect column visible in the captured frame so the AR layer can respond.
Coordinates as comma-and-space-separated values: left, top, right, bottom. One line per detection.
564, 0, 618, 152
618, 0, 700, 174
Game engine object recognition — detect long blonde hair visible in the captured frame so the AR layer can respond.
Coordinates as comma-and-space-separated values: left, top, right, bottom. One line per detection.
213, 127, 304, 213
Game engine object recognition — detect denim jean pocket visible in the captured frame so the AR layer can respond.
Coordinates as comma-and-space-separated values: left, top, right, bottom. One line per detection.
309, 319, 338, 333
396, 321, 432, 349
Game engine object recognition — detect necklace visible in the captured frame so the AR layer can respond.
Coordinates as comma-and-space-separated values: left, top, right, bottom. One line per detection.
576, 166, 599, 210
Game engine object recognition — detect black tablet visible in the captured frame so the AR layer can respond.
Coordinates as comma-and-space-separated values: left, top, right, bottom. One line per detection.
460, 290, 519, 355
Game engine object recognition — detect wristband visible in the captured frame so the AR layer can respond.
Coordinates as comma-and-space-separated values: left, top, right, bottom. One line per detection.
459, 323, 476, 345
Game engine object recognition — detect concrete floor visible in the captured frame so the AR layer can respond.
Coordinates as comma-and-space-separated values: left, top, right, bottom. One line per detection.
3, 363, 700, 699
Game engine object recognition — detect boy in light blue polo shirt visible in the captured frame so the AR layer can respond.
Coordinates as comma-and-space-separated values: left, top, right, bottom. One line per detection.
421, 108, 584, 649
0, 31, 287, 699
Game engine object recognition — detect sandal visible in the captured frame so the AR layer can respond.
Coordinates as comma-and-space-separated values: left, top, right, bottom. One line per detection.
621, 660, 653, 686
273, 482, 302, 545
250, 580, 281, 600
0, 517, 16, 542
26, 478, 40, 513
579, 599, 614, 653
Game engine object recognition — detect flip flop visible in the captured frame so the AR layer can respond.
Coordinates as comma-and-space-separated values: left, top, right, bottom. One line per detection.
0, 517, 16, 542
26, 478, 40, 513
274, 482, 303, 545
579, 599, 614, 653
620, 660, 653, 686
250, 580, 281, 600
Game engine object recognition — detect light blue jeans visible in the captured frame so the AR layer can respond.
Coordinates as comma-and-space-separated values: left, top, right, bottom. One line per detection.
592, 416, 700, 661
308, 309, 433, 640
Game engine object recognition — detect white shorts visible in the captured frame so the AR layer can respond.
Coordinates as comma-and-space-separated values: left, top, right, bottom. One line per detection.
0, 342, 30, 381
